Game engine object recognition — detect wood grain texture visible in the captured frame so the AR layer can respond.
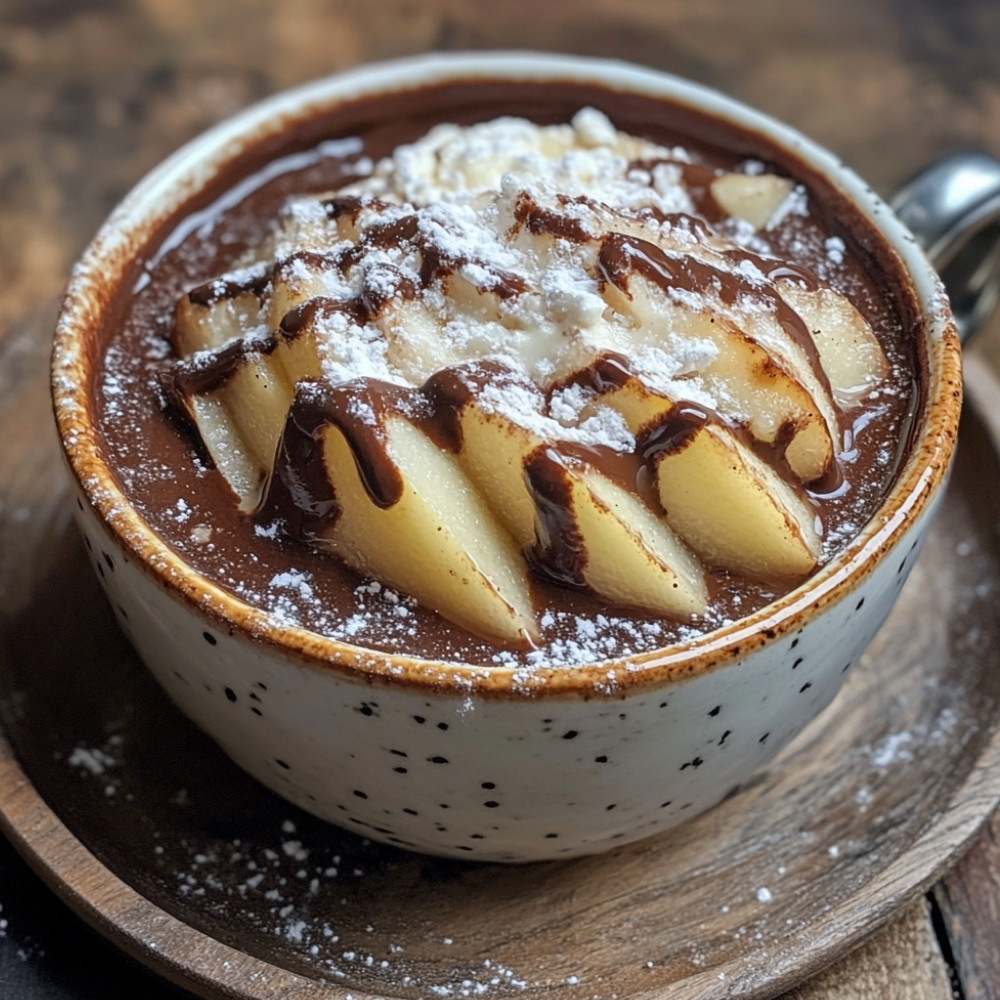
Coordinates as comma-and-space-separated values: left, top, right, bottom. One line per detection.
785, 900, 955, 1000
2, 1, 1000, 997
935, 823, 1000, 1000
930, 353, 1000, 1000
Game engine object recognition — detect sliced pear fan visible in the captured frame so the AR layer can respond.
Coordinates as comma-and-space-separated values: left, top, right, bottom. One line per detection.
164, 171, 882, 642
318, 414, 539, 647
601, 265, 835, 484
653, 421, 821, 582
450, 383, 708, 618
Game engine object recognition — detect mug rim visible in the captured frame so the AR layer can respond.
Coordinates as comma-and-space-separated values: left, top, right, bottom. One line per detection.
51, 50, 963, 696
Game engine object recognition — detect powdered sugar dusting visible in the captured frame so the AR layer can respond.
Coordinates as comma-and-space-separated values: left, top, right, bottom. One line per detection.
95, 99, 914, 666
63, 730, 542, 994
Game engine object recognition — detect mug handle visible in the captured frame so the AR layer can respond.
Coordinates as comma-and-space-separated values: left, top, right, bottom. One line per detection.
891, 151, 1000, 344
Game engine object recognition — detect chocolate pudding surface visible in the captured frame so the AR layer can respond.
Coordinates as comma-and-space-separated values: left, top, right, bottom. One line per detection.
94, 79, 921, 667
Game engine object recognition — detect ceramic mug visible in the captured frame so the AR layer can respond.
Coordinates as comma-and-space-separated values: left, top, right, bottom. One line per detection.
52, 52, 974, 862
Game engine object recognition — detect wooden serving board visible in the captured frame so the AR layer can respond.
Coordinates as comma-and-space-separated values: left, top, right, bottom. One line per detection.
1, 305, 999, 1000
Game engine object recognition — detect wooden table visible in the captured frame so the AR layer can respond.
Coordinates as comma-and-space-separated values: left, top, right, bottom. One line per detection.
1, 1, 999, 997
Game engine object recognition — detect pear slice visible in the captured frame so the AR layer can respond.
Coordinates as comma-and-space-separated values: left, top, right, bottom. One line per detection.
442, 371, 707, 618
188, 393, 263, 509
215, 354, 294, 472
172, 277, 308, 510
173, 270, 270, 357
563, 462, 707, 617
318, 413, 538, 647
450, 390, 541, 550
578, 367, 669, 438
777, 281, 889, 408
267, 256, 355, 388
268, 251, 345, 332
652, 419, 821, 582
710, 172, 794, 228
171, 269, 297, 509
601, 266, 835, 483
378, 296, 480, 385
246, 196, 347, 266
175, 346, 294, 511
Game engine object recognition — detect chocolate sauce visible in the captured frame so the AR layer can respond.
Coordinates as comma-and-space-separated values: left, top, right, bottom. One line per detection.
420, 361, 533, 454
524, 448, 591, 589
280, 296, 366, 336
640, 402, 715, 460
596, 232, 832, 401
513, 193, 594, 244
170, 332, 280, 397
261, 378, 414, 538
186, 266, 271, 307
632, 157, 725, 223
95, 79, 921, 665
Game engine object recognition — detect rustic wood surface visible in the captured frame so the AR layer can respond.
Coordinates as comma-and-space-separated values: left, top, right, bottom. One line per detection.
1, 1, 1000, 997
3, 341, 1000, 1000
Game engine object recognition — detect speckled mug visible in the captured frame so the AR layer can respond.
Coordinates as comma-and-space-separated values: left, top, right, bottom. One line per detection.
52, 52, 963, 862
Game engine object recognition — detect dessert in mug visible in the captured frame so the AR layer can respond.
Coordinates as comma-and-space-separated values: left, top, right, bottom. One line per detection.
100, 82, 916, 667
61, 57, 958, 862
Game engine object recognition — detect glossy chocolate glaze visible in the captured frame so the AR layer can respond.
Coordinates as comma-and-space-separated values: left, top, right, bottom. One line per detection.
168, 329, 279, 398
524, 448, 590, 589
186, 266, 272, 307
95, 79, 921, 665
596, 232, 832, 404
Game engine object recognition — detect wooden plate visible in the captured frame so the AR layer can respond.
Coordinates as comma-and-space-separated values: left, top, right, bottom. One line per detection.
2, 308, 1000, 999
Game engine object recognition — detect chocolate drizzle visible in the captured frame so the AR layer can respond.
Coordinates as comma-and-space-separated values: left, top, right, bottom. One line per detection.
169, 332, 281, 398
559, 350, 634, 395
596, 231, 832, 399
186, 265, 271, 307
279, 295, 366, 336
513, 192, 594, 244
640, 402, 714, 462
524, 447, 589, 589
322, 194, 366, 224
259, 378, 419, 537
258, 384, 340, 538
420, 361, 538, 453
